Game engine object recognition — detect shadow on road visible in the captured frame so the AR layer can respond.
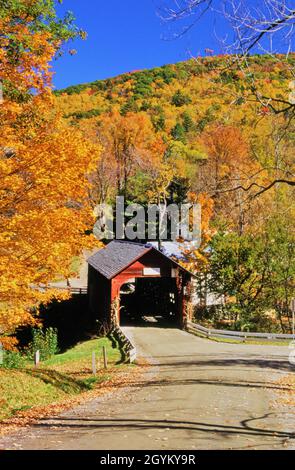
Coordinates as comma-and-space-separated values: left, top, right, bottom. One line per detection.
108, 376, 292, 392
33, 413, 295, 441
145, 356, 292, 372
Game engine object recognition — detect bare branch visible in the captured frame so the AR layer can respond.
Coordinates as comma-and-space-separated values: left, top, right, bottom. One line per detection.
216, 178, 295, 198
160, 1, 295, 55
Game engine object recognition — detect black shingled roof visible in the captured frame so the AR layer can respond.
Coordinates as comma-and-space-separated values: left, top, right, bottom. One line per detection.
87, 240, 152, 280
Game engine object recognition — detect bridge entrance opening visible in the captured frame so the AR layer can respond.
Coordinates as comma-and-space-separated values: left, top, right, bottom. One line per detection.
119, 277, 179, 327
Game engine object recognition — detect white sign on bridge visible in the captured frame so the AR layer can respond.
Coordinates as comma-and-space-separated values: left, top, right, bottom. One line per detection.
143, 267, 161, 276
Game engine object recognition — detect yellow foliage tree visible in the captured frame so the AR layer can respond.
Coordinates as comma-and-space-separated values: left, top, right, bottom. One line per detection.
180, 192, 215, 271
0, 1, 99, 337
95, 110, 165, 198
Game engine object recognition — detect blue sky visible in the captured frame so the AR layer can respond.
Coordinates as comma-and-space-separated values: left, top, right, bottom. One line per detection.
52, 0, 226, 90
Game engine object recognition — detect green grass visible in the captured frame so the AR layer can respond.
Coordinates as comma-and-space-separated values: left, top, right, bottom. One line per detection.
0, 336, 124, 422
44, 337, 120, 368
0, 368, 87, 421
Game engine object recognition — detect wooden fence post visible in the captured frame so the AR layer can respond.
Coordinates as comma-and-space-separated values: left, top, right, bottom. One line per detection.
92, 351, 97, 375
103, 346, 108, 369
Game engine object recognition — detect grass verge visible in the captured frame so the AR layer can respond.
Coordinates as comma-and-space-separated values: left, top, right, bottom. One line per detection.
0, 336, 127, 424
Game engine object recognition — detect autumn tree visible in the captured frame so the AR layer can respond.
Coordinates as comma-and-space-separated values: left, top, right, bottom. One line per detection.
94, 110, 165, 200
0, 1, 98, 342
195, 125, 263, 232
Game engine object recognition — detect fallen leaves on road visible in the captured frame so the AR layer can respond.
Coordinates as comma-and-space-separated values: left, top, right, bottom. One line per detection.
274, 373, 295, 406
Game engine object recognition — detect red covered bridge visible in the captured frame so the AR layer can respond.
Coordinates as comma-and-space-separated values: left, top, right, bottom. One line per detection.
87, 240, 194, 329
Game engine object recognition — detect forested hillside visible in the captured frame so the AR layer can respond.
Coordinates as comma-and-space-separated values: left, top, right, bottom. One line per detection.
53, 54, 295, 333
54, 55, 293, 214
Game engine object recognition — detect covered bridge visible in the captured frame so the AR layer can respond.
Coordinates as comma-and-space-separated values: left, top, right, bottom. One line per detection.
87, 240, 194, 329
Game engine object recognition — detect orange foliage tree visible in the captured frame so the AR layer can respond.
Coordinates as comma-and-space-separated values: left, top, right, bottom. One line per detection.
0, 1, 98, 338
94, 110, 165, 200
197, 124, 263, 233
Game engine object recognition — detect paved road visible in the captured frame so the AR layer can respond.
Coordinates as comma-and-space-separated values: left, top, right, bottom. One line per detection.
0, 327, 294, 450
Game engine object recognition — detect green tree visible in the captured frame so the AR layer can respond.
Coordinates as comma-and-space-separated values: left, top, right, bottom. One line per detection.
262, 215, 295, 332
171, 89, 192, 107
205, 218, 295, 333
171, 123, 186, 142
206, 232, 268, 330
182, 111, 194, 132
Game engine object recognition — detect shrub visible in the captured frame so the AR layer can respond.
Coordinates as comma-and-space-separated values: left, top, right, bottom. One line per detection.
0, 350, 27, 369
28, 327, 59, 361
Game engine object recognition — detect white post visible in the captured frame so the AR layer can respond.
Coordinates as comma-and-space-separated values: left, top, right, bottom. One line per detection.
34, 350, 40, 367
